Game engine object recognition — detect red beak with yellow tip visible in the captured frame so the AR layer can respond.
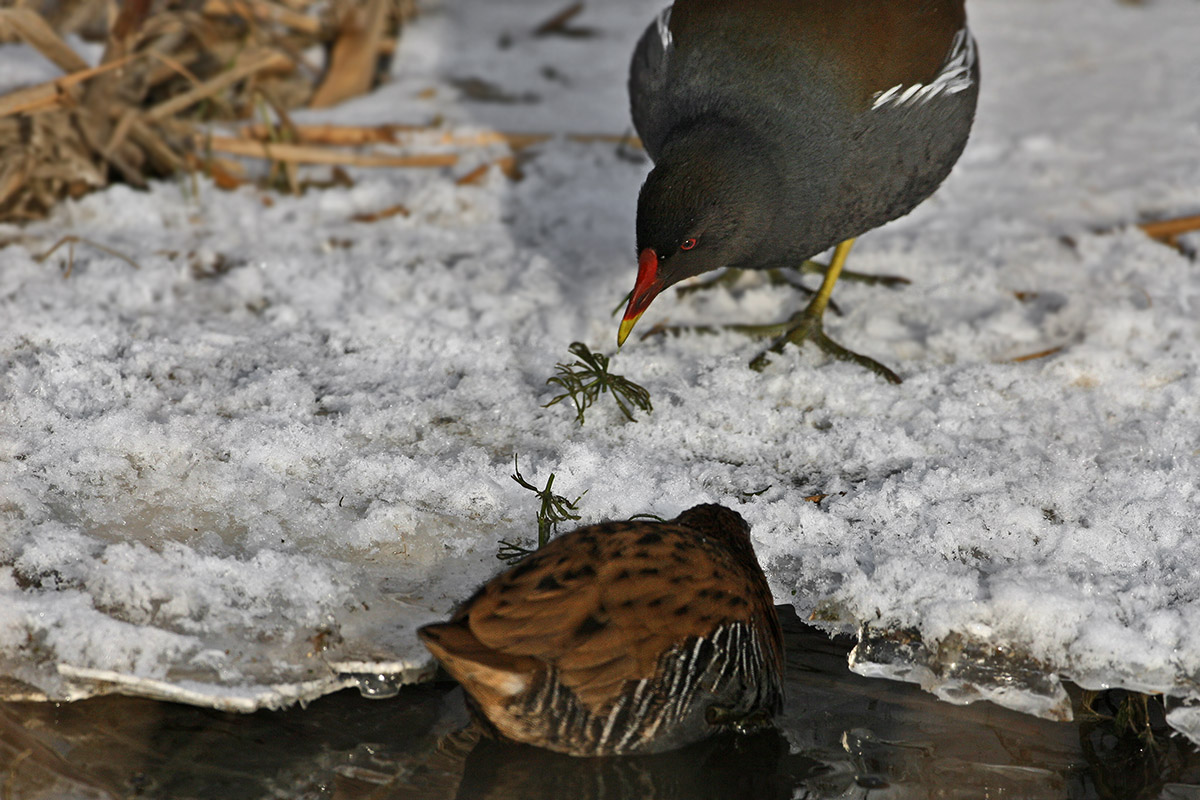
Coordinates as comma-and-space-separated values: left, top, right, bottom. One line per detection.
618, 248, 662, 347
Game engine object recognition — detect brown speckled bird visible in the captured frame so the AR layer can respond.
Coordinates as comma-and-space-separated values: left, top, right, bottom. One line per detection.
417, 504, 783, 757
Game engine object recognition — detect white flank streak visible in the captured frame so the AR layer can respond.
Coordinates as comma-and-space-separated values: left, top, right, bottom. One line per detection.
730, 625, 744, 678
643, 698, 666, 739
615, 680, 650, 751
665, 641, 690, 700
598, 690, 628, 750
656, 6, 673, 50
734, 625, 747, 681
872, 27, 977, 110
663, 639, 704, 724
683, 637, 705, 694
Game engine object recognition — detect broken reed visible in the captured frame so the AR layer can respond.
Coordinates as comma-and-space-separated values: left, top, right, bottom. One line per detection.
0, 1, 644, 222
0, 0, 417, 221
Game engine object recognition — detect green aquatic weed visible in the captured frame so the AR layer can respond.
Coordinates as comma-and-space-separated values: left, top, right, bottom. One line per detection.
544, 342, 652, 425
498, 455, 586, 562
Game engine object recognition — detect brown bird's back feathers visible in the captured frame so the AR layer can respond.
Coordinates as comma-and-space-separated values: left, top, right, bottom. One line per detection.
418, 504, 783, 756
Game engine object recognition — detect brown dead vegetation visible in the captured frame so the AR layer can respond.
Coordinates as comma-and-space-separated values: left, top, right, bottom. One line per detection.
0, 0, 418, 221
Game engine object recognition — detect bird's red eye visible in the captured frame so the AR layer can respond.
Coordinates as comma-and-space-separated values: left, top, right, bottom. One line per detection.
680, 238, 697, 251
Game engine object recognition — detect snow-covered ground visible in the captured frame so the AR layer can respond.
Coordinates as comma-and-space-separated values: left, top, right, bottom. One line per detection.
3, 0, 1200, 741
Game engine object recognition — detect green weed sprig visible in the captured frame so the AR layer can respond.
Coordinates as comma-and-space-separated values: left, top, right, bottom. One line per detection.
544, 342, 652, 425
498, 455, 586, 562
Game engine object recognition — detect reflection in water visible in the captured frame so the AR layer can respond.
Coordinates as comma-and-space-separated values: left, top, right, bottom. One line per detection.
2, 607, 1198, 799
448, 730, 819, 800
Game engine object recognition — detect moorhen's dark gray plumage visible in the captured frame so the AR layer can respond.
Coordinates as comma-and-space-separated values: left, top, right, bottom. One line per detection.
418, 504, 783, 757
618, 0, 979, 382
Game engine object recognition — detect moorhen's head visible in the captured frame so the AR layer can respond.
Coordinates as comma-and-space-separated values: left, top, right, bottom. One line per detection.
619, 124, 781, 346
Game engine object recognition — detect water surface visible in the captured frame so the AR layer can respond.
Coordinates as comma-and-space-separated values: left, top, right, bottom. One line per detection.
3, 608, 1197, 799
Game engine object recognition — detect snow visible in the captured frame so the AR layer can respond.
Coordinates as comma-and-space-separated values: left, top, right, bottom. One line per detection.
2, 0, 1200, 742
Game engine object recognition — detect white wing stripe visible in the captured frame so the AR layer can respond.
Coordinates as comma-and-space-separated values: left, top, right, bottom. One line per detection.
656, 6, 674, 51
872, 27, 976, 110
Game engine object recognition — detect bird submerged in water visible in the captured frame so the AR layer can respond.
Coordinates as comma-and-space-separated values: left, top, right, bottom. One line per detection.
417, 504, 783, 757
619, 0, 980, 382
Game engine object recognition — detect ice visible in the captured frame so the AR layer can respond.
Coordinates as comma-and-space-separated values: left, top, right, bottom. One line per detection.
2, 0, 1200, 742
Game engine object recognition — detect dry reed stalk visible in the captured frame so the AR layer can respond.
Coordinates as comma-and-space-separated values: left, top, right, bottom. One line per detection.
201, 0, 324, 35
1137, 213, 1200, 247
145, 49, 294, 121
456, 156, 519, 185
1010, 345, 1066, 363
202, 134, 459, 167
0, 1, 641, 222
310, 0, 391, 108
236, 123, 639, 151
0, 8, 91, 72
0, 57, 137, 118
34, 235, 142, 277
238, 122, 430, 144
185, 152, 247, 189
351, 203, 411, 222
533, 2, 585, 37
0, 1, 422, 222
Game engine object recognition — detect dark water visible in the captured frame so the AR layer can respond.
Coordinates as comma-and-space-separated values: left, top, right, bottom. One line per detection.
3, 608, 1199, 799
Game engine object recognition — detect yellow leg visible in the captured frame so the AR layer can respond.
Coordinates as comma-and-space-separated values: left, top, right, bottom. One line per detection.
635, 237, 903, 382
746, 238, 902, 383
808, 237, 855, 319
667, 241, 907, 310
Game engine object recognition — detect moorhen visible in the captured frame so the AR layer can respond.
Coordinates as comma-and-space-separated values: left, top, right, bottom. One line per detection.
618, 0, 979, 382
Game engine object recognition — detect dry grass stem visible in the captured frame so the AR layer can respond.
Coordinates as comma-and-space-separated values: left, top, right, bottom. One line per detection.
0, 2, 639, 221
310, 0, 391, 108
34, 235, 142, 278
237, 124, 637, 151
351, 203, 411, 222
201, 0, 324, 35
185, 152, 246, 189
238, 122, 432, 145
0, 1, 422, 221
0, 56, 138, 118
1010, 345, 1066, 363
1137, 213, 1200, 248
146, 49, 294, 121
203, 135, 459, 167
0, 8, 91, 72
534, 2, 585, 37
456, 156, 519, 185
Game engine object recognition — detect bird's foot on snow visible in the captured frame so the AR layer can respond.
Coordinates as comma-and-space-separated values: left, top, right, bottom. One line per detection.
637, 322, 722, 340
675, 267, 843, 314
674, 268, 747, 298
792, 259, 911, 288
674, 261, 903, 310
733, 308, 902, 383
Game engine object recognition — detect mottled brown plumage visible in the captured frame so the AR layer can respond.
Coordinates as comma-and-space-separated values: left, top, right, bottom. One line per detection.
418, 504, 783, 757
